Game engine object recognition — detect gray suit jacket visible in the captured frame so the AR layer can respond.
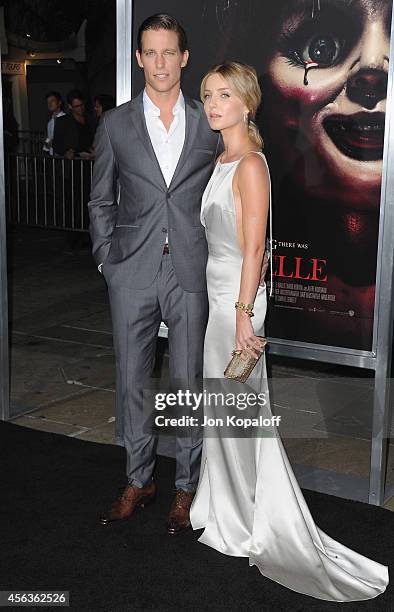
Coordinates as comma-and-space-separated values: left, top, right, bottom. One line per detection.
88, 91, 220, 292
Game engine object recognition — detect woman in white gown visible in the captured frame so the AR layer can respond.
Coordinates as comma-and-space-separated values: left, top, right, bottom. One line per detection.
189, 61, 389, 602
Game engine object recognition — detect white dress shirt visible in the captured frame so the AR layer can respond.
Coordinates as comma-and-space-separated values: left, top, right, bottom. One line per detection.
143, 88, 186, 189
43, 110, 66, 156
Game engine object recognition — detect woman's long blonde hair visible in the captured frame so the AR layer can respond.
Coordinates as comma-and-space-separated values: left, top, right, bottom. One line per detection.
200, 61, 264, 150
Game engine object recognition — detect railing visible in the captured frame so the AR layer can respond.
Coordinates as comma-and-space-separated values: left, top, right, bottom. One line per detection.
17, 130, 46, 156
5, 153, 93, 232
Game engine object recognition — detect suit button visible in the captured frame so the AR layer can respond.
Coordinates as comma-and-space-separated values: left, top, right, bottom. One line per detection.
162, 228, 167, 233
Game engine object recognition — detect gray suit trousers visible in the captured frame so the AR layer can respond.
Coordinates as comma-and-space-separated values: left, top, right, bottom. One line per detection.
106, 251, 208, 492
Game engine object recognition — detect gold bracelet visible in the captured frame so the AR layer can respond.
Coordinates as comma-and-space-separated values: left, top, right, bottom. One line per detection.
235, 301, 254, 317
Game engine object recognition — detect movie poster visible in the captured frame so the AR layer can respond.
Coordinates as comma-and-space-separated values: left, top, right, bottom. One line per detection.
133, 0, 392, 352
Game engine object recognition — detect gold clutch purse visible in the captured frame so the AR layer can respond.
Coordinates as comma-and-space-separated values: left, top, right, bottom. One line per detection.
224, 336, 268, 383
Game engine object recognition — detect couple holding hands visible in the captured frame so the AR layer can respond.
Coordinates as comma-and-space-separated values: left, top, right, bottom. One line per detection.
88, 13, 388, 603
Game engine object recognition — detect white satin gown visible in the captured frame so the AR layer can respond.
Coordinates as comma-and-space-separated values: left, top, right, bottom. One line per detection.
190, 152, 389, 602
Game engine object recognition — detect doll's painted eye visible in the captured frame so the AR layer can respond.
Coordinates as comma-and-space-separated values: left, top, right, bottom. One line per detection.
280, 30, 344, 70
307, 34, 340, 66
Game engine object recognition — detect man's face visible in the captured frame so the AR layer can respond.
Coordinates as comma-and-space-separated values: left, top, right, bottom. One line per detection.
47, 96, 60, 114
69, 98, 85, 117
136, 28, 189, 94
265, 0, 390, 210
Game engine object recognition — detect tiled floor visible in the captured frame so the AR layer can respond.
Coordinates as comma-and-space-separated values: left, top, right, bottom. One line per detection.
6, 227, 394, 510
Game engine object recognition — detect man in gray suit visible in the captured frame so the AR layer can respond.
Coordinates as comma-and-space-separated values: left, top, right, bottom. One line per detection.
88, 14, 219, 534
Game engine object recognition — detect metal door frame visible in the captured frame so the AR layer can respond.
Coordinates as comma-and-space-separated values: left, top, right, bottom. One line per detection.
0, 37, 10, 421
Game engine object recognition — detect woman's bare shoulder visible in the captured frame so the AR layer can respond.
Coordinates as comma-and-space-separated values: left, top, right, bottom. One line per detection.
237, 151, 269, 183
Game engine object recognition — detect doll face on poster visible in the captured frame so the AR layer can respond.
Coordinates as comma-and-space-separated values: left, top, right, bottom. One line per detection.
266, 0, 391, 209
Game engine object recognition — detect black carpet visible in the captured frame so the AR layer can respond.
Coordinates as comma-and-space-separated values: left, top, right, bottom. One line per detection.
1, 421, 393, 612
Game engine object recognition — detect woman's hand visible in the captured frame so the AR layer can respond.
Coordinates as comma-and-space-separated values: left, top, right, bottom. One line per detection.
235, 310, 265, 359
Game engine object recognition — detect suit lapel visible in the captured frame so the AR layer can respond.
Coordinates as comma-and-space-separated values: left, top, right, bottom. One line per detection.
169, 96, 200, 190
129, 92, 167, 191
128, 92, 201, 192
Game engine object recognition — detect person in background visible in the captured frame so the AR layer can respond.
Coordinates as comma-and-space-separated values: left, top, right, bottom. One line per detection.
3, 97, 19, 154
53, 89, 95, 159
94, 94, 115, 122
43, 91, 66, 156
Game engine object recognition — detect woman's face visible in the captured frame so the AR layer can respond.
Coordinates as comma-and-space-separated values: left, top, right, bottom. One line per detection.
203, 73, 248, 132
266, 0, 390, 209
94, 100, 103, 118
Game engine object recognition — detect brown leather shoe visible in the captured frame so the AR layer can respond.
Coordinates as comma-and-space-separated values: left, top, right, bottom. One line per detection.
166, 489, 195, 535
100, 480, 156, 526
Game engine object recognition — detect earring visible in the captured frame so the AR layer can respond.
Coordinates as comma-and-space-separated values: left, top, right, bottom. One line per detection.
243, 111, 249, 124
